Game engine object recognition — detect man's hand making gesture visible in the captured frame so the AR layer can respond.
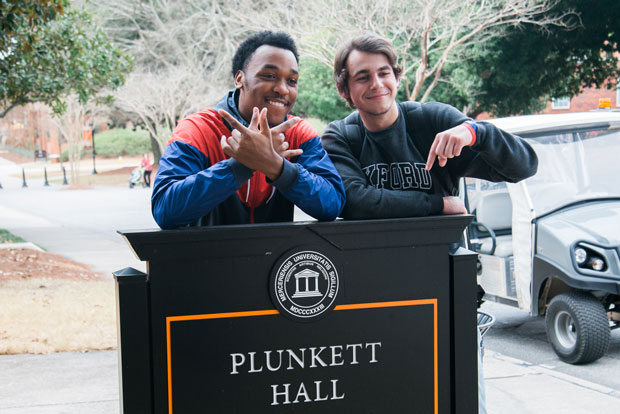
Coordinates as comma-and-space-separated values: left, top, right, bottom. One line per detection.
425, 123, 475, 170
425, 123, 474, 215
218, 107, 303, 181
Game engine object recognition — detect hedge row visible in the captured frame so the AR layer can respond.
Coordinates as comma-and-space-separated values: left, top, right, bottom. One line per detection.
93, 128, 151, 158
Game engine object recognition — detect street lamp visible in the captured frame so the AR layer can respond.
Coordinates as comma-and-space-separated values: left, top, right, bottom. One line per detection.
92, 129, 97, 175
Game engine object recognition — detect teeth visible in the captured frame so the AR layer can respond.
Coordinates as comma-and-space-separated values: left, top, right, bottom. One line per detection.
268, 100, 286, 107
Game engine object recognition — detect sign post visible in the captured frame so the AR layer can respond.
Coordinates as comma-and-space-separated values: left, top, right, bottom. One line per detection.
115, 216, 477, 413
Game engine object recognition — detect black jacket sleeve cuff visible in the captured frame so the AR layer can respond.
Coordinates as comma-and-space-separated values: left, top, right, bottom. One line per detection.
269, 158, 299, 193
228, 158, 254, 185
430, 194, 444, 215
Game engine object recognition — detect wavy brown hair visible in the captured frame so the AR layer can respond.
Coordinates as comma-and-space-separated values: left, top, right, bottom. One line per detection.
333, 33, 402, 108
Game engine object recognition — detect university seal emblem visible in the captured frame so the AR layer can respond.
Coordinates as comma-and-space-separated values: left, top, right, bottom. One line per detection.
270, 250, 339, 321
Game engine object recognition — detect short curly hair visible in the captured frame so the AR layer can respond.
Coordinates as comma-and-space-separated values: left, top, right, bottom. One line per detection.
231, 31, 299, 77
333, 33, 402, 108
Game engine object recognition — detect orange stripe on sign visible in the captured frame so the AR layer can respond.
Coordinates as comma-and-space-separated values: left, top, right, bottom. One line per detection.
165, 299, 438, 414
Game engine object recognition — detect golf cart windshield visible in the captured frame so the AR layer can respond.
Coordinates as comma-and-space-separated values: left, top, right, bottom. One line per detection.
523, 127, 620, 216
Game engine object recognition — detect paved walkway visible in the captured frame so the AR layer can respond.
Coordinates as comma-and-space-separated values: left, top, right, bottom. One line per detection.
0, 155, 155, 275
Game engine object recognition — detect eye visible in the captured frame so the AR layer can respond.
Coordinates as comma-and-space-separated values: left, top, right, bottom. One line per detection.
261, 73, 276, 79
288, 78, 298, 86
356, 75, 369, 82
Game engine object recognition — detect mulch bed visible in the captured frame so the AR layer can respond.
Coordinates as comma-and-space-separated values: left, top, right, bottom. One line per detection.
0, 151, 32, 164
0, 248, 103, 281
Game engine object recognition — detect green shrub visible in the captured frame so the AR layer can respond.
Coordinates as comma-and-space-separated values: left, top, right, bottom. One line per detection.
0, 229, 25, 243
94, 128, 151, 158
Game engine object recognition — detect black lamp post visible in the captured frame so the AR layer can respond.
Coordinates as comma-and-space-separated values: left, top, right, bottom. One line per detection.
91, 129, 97, 175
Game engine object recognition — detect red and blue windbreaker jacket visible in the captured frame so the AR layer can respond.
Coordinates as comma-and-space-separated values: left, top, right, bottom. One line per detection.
151, 90, 345, 229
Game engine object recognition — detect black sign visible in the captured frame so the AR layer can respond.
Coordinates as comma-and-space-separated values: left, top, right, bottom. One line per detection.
167, 300, 437, 413
116, 216, 478, 414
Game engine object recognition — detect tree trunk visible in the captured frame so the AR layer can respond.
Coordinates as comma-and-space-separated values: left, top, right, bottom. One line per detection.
150, 131, 162, 165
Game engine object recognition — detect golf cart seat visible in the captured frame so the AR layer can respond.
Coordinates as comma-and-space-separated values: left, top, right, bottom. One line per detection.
473, 191, 513, 257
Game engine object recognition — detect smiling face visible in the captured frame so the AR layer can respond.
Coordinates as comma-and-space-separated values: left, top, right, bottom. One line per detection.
235, 45, 298, 127
341, 49, 400, 131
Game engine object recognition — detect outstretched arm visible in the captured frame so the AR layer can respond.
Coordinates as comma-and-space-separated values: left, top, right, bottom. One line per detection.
423, 102, 538, 183
151, 140, 252, 229
321, 122, 459, 219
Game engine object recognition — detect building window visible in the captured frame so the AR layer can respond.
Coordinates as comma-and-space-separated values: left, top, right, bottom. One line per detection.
552, 96, 570, 110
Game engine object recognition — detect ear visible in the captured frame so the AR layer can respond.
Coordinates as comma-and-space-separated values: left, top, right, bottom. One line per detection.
394, 72, 401, 89
234, 70, 244, 89
337, 87, 349, 101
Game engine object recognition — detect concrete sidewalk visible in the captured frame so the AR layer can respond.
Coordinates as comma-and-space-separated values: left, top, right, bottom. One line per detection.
1, 348, 619, 413
0, 351, 118, 414
484, 351, 620, 412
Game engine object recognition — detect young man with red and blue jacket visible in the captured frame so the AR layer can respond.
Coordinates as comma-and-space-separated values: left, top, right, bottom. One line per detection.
152, 31, 345, 229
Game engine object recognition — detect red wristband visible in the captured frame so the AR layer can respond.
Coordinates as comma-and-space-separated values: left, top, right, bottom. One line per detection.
463, 122, 476, 146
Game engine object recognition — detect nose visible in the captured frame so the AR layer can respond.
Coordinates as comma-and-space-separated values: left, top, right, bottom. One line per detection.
273, 78, 289, 96
370, 74, 382, 90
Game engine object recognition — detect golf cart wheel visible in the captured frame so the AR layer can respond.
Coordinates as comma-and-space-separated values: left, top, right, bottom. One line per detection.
545, 291, 610, 364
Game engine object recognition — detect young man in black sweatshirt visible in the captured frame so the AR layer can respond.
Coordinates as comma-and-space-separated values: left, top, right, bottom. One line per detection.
321, 33, 539, 414
321, 33, 537, 220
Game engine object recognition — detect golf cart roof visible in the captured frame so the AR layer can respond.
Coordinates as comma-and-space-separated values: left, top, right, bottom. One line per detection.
487, 110, 620, 137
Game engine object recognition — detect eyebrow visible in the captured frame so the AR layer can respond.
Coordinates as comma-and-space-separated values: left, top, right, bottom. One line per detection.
261, 64, 299, 75
352, 65, 392, 78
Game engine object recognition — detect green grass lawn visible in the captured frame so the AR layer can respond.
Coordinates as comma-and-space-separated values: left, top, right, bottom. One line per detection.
0, 230, 25, 244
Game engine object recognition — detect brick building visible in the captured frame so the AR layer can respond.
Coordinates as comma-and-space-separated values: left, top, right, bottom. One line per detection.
0, 103, 63, 160
544, 83, 619, 113
0, 103, 106, 161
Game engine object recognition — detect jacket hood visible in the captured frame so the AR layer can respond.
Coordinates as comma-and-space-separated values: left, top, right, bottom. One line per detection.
213, 89, 249, 129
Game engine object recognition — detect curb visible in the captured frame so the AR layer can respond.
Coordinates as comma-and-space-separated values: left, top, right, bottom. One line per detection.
0, 242, 45, 251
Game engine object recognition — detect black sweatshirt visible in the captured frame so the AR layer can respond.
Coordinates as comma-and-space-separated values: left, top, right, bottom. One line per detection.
321, 101, 538, 219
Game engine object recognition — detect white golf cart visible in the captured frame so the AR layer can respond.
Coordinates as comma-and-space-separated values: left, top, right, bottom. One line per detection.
465, 111, 620, 364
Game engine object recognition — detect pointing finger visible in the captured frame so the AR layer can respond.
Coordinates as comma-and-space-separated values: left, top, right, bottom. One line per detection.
271, 117, 301, 135
218, 109, 249, 135
426, 138, 439, 170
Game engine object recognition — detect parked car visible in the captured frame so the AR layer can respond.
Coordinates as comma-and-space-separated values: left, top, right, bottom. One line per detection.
465, 111, 620, 364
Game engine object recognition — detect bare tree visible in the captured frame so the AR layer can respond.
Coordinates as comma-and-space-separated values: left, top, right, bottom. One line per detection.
92, 0, 574, 146
265, 0, 575, 102
113, 68, 223, 159
93, 0, 259, 162
51, 95, 102, 185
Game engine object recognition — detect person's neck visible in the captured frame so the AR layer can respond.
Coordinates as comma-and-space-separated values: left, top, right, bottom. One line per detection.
359, 103, 399, 132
